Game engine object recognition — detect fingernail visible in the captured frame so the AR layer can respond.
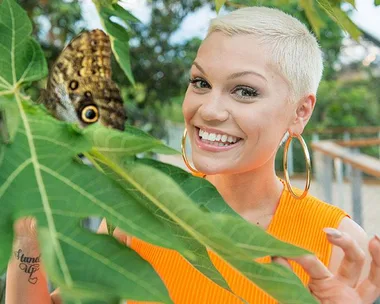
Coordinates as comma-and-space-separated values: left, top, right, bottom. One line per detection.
374, 234, 380, 242
323, 227, 342, 238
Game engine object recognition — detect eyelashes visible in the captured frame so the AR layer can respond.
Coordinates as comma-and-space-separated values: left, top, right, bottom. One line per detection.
188, 77, 260, 100
188, 77, 211, 89
232, 86, 259, 99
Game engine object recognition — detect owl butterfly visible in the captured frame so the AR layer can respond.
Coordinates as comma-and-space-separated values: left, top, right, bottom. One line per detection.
42, 29, 126, 131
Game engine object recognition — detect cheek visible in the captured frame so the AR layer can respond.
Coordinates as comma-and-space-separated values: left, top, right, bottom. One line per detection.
237, 106, 286, 146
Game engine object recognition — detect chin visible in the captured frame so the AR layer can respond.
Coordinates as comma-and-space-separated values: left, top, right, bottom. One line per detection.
191, 156, 237, 176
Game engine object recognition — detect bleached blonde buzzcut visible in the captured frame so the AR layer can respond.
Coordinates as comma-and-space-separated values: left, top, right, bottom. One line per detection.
207, 6, 324, 103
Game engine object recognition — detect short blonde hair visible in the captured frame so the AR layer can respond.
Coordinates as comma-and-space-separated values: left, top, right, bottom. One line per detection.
207, 6, 324, 103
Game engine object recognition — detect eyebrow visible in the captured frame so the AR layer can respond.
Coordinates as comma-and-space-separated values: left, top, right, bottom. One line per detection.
227, 71, 267, 83
192, 61, 267, 83
192, 61, 207, 75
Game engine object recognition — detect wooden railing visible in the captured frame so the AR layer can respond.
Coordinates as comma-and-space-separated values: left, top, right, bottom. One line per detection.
311, 135, 380, 228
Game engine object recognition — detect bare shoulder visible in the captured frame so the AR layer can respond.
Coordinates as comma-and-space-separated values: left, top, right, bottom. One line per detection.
329, 216, 370, 281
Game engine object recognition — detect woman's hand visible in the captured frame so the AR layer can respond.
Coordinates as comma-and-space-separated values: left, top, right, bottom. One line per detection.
13, 216, 38, 240
275, 229, 380, 304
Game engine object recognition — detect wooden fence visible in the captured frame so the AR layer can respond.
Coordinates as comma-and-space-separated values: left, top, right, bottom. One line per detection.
312, 138, 380, 227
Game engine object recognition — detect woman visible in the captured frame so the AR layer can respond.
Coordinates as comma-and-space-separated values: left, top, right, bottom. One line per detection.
6, 6, 380, 304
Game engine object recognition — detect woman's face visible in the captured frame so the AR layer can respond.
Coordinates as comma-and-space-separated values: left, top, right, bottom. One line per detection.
183, 32, 301, 175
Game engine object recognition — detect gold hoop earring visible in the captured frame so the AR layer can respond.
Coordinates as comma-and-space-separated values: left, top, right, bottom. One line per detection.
283, 134, 311, 199
181, 128, 206, 178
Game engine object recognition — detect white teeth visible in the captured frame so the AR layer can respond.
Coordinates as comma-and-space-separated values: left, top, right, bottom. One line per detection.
198, 128, 240, 145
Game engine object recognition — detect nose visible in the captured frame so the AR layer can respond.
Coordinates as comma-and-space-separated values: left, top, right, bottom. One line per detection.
198, 94, 229, 122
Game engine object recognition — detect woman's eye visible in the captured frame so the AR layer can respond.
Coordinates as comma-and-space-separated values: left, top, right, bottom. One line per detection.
233, 86, 259, 99
189, 78, 210, 89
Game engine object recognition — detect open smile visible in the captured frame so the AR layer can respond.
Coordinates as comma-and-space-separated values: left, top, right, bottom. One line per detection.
194, 127, 243, 152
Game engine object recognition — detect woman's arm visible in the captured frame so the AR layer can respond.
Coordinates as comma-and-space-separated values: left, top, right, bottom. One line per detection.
6, 236, 53, 304
6, 218, 130, 304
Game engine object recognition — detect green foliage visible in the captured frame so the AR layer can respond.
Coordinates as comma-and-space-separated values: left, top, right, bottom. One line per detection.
223, 0, 361, 39
299, 0, 324, 37
0, 0, 320, 303
215, 0, 228, 12
310, 80, 379, 128
0, 0, 47, 91
96, 2, 138, 86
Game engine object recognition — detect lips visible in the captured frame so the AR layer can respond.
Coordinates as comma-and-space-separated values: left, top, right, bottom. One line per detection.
194, 127, 243, 152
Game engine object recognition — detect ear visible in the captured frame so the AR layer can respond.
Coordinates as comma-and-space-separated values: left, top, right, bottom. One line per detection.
288, 94, 316, 136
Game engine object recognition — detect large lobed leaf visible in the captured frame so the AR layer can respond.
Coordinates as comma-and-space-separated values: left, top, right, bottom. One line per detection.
0, 101, 176, 303
0, 0, 177, 302
0, 0, 47, 92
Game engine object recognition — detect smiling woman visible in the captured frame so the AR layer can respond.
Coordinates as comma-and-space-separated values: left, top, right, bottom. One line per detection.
4, 4, 380, 304
128, 6, 380, 304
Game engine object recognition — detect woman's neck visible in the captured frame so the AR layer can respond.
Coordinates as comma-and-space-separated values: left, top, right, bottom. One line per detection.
205, 163, 284, 225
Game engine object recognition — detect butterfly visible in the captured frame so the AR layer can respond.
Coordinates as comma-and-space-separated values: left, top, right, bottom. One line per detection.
42, 29, 126, 131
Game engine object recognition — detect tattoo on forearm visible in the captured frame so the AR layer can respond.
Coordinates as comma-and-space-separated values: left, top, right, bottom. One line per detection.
14, 249, 41, 284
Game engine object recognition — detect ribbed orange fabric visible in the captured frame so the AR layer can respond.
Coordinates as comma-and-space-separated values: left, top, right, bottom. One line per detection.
129, 184, 348, 304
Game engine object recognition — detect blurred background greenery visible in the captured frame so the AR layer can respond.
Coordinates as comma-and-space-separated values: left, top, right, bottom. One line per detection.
20, 0, 379, 172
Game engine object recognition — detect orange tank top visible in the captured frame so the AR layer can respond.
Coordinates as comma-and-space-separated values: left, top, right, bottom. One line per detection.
129, 185, 348, 304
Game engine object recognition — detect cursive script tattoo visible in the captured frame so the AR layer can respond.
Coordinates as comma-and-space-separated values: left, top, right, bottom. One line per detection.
14, 249, 41, 284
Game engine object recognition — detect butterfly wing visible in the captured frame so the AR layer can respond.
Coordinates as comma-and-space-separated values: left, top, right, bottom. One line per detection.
44, 29, 126, 131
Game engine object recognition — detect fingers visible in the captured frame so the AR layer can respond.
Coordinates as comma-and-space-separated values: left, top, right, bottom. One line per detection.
289, 254, 332, 281
357, 235, 380, 304
272, 256, 292, 270
324, 227, 366, 287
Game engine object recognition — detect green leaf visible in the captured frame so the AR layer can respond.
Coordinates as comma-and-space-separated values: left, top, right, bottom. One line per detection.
112, 3, 141, 23
376, 0, 380, 6
0, 101, 183, 302
331, 7, 361, 40
91, 155, 316, 303
299, 0, 325, 37
83, 124, 179, 159
316, 0, 361, 39
0, 0, 47, 92
123, 125, 179, 155
141, 159, 310, 258
102, 17, 130, 42
138, 160, 317, 303
0, 95, 19, 143
39, 227, 172, 304
215, 0, 227, 12
84, 124, 166, 156
90, 152, 232, 291
344, 0, 356, 8
96, 4, 136, 86
112, 39, 135, 85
